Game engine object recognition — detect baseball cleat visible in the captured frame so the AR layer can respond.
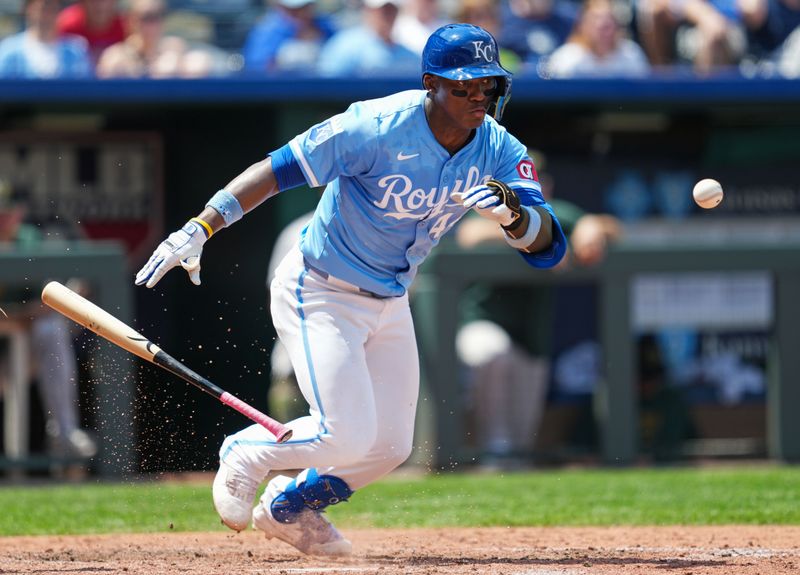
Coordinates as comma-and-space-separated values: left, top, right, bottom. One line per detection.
212, 461, 260, 532
252, 475, 352, 556
48, 428, 99, 459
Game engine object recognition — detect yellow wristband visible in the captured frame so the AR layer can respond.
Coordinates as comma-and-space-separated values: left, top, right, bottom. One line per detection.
190, 217, 213, 239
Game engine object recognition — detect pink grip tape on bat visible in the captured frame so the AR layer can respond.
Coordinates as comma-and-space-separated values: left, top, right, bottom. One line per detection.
220, 392, 293, 443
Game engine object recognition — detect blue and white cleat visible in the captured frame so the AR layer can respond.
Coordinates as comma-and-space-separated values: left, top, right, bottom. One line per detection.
252, 475, 352, 556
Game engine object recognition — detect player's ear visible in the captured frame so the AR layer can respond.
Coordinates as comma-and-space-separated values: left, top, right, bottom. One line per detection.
423, 73, 437, 93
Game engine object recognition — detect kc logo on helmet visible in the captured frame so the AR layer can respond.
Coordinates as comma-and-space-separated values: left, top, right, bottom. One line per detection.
471, 41, 494, 62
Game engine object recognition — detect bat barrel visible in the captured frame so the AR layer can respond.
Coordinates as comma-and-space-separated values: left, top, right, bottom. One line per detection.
41, 280, 161, 362
41, 280, 293, 443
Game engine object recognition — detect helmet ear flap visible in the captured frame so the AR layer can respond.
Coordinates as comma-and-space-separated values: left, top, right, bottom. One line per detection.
490, 76, 512, 121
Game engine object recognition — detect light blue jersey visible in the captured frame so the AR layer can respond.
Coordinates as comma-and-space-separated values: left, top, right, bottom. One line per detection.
283, 89, 565, 297
142, 26, 570, 524
0, 32, 91, 79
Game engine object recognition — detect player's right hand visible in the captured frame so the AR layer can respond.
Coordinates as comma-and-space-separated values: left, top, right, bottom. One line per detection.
135, 220, 208, 288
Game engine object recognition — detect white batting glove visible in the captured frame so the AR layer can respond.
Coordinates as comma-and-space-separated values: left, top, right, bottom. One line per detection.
135, 220, 208, 288
451, 183, 518, 228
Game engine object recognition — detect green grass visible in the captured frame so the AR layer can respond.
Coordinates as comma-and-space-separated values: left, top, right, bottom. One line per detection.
334, 465, 800, 528
0, 465, 798, 536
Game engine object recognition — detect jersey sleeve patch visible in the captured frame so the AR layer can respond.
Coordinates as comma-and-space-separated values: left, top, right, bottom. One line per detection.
308, 116, 344, 146
516, 159, 539, 181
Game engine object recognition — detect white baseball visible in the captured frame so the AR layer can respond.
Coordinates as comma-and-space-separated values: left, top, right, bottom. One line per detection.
693, 178, 724, 209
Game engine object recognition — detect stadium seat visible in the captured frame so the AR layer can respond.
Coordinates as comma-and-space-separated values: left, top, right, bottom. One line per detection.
0, 0, 21, 41
0, 0, 22, 12
167, 0, 262, 50
0, 14, 20, 40
163, 9, 215, 44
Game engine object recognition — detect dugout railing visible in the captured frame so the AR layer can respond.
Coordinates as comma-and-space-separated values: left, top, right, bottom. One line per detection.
412, 240, 800, 467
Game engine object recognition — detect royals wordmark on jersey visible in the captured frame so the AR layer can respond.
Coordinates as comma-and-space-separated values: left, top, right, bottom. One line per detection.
279, 90, 566, 298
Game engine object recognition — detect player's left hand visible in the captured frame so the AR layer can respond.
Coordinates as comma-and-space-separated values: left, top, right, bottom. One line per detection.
452, 179, 522, 229
135, 220, 208, 288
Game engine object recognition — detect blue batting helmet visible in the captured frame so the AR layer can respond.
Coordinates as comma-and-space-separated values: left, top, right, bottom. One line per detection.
422, 23, 512, 121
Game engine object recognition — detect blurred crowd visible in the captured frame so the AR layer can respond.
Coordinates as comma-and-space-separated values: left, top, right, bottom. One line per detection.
0, 0, 798, 80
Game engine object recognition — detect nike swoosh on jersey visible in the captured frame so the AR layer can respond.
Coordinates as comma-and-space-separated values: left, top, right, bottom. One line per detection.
397, 152, 420, 161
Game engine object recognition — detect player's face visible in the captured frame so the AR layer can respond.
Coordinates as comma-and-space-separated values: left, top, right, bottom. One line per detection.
427, 76, 498, 130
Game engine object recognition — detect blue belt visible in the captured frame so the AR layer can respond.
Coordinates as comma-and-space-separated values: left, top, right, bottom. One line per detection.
303, 258, 387, 299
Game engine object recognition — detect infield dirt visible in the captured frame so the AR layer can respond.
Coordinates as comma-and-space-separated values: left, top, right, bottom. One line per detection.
1, 526, 798, 574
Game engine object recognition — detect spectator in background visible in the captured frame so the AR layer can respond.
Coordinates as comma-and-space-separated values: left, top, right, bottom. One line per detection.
499, 0, 578, 74
56, 0, 126, 67
546, 0, 650, 77
740, 0, 800, 70
636, 0, 745, 73
392, 0, 447, 55
97, 0, 216, 78
242, 0, 336, 73
0, 0, 91, 78
455, 151, 621, 467
457, 0, 522, 72
0, 192, 98, 466
317, 0, 418, 76
778, 24, 800, 77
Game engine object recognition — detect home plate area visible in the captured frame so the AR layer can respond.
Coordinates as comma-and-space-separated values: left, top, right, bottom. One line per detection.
0, 526, 798, 574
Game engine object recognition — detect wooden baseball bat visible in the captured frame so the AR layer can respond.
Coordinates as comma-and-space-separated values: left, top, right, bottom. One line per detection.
41, 281, 293, 443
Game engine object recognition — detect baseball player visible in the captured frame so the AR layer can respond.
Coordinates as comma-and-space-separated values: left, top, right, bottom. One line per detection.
135, 24, 567, 556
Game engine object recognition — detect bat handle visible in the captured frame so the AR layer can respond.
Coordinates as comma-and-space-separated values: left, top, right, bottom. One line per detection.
219, 392, 293, 443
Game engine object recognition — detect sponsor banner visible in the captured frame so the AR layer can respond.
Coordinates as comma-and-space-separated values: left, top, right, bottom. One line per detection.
547, 159, 800, 220
0, 131, 163, 265
632, 272, 773, 331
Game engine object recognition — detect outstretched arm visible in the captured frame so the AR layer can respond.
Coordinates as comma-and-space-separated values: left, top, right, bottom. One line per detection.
453, 179, 553, 254
135, 157, 279, 288
503, 204, 553, 254
194, 157, 279, 235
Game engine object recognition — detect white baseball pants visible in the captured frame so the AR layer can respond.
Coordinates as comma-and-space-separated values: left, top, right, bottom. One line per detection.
219, 244, 419, 490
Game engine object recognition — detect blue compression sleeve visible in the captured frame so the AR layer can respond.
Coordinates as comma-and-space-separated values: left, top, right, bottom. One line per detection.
518, 203, 567, 269
270, 144, 307, 192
